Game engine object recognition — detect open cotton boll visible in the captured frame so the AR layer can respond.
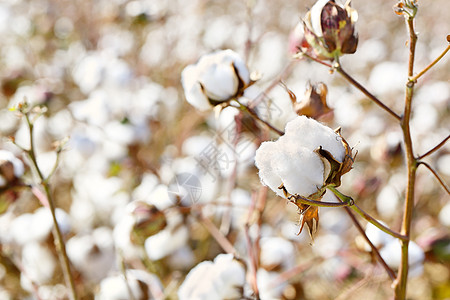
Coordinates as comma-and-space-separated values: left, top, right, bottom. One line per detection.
181, 49, 250, 111
255, 116, 347, 198
178, 253, 245, 300
284, 116, 345, 163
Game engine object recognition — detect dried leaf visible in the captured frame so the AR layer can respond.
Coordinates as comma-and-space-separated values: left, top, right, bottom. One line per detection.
294, 82, 332, 120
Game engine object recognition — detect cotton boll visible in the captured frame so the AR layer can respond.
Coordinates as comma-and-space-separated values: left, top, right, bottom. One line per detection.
178, 253, 246, 300
376, 185, 400, 219
144, 220, 188, 260
284, 116, 345, 162
260, 237, 295, 270
113, 215, 142, 261
181, 49, 250, 111
364, 221, 395, 251
255, 141, 284, 197
96, 269, 163, 300
379, 240, 424, 277
21, 242, 56, 285
66, 227, 115, 282
313, 234, 344, 258
439, 203, 450, 227
256, 269, 286, 300
369, 62, 405, 95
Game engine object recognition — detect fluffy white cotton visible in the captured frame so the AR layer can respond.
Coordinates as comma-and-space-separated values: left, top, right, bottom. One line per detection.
181, 49, 250, 111
256, 269, 286, 300
144, 212, 188, 260
178, 253, 245, 300
260, 237, 295, 270
96, 269, 163, 300
379, 240, 425, 277
21, 242, 56, 285
364, 221, 395, 251
255, 116, 345, 197
66, 227, 115, 282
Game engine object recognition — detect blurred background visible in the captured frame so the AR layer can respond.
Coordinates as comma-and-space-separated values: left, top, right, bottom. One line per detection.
0, 0, 448, 299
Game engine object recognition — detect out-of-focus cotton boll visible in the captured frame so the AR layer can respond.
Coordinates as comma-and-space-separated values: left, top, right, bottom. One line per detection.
260, 236, 295, 270
364, 221, 395, 251
313, 233, 345, 258
369, 62, 405, 95
131, 173, 160, 202
0, 150, 24, 188
167, 246, 196, 270
10, 207, 70, 245
113, 215, 142, 261
69, 89, 112, 127
256, 269, 286, 300
437, 154, 450, 177
9, 84, 50, 108
439, 203, 450, 227
96, 269, 163, 300
145, 212, 188, 260
251, 32, 286, 79
21, 242, 56, 285
376, 184, 400, 219
178, 253, 246, 300
379, 240, 424, 277
66, 227, 115, 282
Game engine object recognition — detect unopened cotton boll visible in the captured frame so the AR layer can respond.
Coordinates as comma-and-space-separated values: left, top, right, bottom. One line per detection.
181, 49, 250, 111
178, 253, 246, 300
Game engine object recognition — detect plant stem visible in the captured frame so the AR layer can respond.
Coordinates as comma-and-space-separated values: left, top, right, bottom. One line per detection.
236, 100, 284, 135
409, 43, 450, 82
395, 16, 419, 300
417, 134, 450, 159
418, 161, 450, 194
24, 114, 78, 300
333, 62, 401, 121
328, 186, 407, 241
342, 207, 396, 281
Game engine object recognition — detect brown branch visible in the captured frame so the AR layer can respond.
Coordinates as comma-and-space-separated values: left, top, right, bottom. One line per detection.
342, 207, 396, 281
417, 134, 450, 159
418, 161, 450, 195
409, 43, 450, 82
333, 62, 402, 121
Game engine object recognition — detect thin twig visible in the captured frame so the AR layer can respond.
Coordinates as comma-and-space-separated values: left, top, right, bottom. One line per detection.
418, 161, 450, 194
294, 51, 333, 68
197, 210, 238, 256
328, 187, 408, 241
24, 113, 78, 300
342, 207, 396, 281
289, 193, 352, 208
333, 62, 401, 121
237, 100, 285, 135
409, 44, 450, 82
417, 134, 450, 159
